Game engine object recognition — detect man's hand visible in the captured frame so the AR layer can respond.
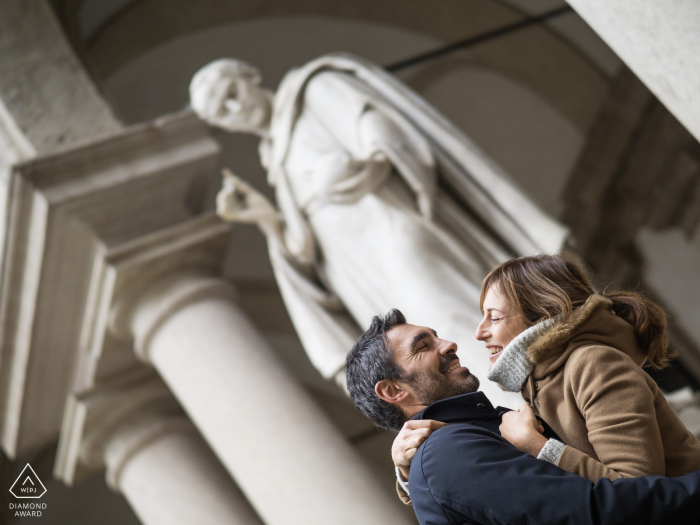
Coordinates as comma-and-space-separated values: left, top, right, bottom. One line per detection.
499, 402, 548, 457
392, 420, 447, 480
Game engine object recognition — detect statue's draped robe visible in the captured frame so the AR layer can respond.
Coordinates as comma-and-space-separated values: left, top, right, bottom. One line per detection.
259, 54, 568, 408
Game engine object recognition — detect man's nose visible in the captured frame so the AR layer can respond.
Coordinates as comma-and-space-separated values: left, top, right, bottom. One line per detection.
438, 338, 458, 355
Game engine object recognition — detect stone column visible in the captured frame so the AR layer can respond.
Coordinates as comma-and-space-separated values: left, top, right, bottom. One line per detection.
105, 415, 262, 525
59, 373, 264, 525
114, 273, 411, 525
566, 0, 700, 142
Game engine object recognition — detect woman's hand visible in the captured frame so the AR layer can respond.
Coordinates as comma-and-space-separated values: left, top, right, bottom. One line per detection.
392, 420, 448, 480
499, 402, 548, 457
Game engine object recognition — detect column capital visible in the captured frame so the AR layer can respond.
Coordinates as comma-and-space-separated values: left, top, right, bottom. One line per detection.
110, 273, 238, 363
104, 414, 192, 492
55, 368, 183, 486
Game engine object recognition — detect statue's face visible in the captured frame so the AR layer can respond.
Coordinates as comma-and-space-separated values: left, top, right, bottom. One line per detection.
190, 60, 272, 134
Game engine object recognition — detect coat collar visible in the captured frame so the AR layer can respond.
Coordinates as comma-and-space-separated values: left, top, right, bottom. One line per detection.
528, 294, 646, 380
411, 391, 502, 424
526, 294, 613, 364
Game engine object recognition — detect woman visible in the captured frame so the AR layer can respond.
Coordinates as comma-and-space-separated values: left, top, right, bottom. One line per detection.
393, 254, 700, 495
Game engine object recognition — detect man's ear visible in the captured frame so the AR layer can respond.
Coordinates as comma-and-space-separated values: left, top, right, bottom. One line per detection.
375, 380, 409, 405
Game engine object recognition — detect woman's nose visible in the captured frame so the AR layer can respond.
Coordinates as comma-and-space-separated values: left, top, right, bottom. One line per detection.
475, 321, 489, 341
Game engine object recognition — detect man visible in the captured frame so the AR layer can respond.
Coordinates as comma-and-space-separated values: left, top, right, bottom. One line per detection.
346, 309, 700, 525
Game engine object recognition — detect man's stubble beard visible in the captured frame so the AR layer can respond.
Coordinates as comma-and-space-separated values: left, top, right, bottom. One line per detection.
403, 356, 480, 406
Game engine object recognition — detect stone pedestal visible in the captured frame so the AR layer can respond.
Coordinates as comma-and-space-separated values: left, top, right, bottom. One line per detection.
0, 110, 222, 457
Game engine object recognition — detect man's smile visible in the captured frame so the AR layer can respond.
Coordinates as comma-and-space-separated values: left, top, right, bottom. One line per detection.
443, 360, 468, 375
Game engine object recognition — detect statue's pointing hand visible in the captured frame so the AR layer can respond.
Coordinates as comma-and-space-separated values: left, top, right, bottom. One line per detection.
217, 169, 281, 238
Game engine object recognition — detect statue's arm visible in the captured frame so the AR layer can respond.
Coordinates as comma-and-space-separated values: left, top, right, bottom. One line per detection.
216, 169, 281, 239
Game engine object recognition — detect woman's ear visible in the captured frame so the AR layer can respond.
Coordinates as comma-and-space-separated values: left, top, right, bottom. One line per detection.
375, 380, 409, 405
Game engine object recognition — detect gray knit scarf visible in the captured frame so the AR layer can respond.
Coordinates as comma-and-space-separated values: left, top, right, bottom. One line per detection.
486, 317, 559, 392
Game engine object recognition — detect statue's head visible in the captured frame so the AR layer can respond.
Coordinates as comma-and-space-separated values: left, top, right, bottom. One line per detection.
189, 59, 273, 135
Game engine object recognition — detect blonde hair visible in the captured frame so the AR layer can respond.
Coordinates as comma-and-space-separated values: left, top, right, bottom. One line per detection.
479, 254, 673, 369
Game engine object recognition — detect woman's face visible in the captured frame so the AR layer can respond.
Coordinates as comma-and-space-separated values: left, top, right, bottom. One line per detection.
476, 285, 530, 371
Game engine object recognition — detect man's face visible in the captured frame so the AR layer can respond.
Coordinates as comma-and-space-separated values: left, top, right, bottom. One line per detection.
386, 323, 479, 406
476, 285, 530, 371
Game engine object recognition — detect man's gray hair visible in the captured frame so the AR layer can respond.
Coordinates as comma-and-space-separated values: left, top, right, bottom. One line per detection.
346, 309, 407, 430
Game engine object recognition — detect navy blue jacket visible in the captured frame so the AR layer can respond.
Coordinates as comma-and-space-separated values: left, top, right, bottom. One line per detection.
409, 391, 700, 525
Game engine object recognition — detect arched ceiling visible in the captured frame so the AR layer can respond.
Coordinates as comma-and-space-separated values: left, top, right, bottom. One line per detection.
55, 0, 524, 78
50, 0, 611, 132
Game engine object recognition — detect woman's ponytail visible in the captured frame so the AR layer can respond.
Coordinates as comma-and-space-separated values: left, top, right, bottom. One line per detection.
606, 291, 674, 369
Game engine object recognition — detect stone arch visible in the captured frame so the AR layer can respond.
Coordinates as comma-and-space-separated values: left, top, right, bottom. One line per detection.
52, 0, 609, 131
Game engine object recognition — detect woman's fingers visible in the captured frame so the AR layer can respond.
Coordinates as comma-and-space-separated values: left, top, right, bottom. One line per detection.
410, 427, 433, 439
402, 419, 448, 431
404, 436, 428, 450
392, 419, 447, 467
500, 405, 548, 457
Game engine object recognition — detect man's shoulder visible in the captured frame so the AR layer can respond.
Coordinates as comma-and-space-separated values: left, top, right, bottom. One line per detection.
409, 423, 533, 524
408, 424, 501, 523
412, 423, 508, 484
409, 422, 601, 525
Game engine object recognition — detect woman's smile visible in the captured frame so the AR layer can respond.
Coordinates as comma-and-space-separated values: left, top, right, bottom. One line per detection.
487, 346, 503, 367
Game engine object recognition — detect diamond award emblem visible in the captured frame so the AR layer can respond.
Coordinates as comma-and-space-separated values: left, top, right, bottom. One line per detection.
9, 464, 47, 499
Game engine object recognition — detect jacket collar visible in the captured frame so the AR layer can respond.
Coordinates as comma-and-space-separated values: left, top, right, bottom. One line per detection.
411, 391, 501, 424
412, 391, 563, 442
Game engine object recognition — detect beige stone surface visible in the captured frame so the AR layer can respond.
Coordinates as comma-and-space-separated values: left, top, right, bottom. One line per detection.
54, 369, 263, 525
0, 0, 122, 155
567, 0, 700, 142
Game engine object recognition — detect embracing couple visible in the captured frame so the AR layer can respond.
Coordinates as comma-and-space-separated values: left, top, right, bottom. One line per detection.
346, 254, 700, 524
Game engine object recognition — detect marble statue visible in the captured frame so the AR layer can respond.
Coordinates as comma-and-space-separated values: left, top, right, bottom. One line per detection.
189, 54, 568, 408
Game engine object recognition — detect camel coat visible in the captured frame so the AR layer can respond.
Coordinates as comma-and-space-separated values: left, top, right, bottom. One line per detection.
522, 294, 700, 482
